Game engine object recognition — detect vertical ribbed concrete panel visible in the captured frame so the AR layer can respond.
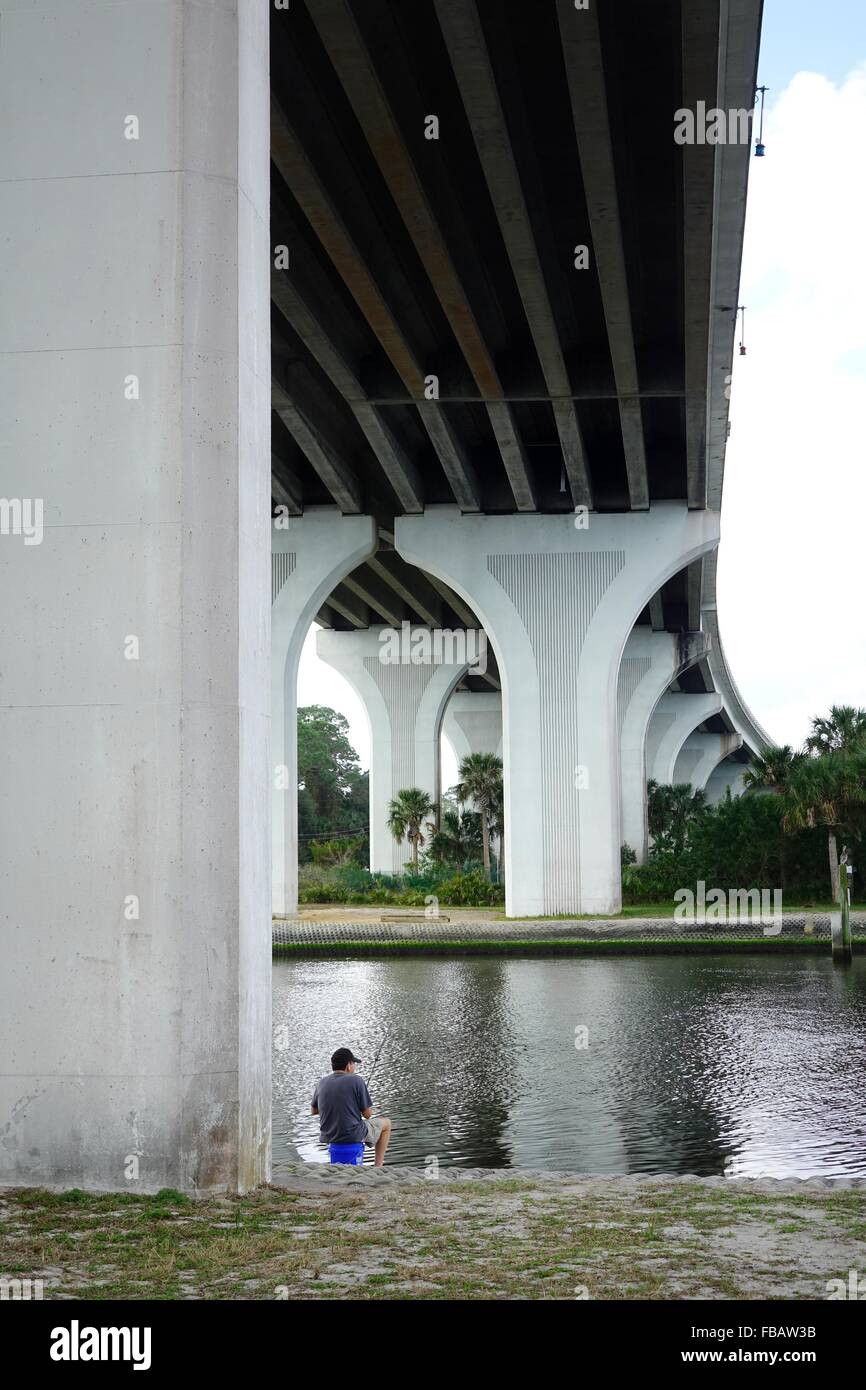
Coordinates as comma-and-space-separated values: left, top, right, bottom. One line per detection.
489, 552, 624, 914
617, 658, 653, 732
271, 514, 378, 915
396, 506, 721, 915
272, 551, 296, 604
317, 628, 472, 873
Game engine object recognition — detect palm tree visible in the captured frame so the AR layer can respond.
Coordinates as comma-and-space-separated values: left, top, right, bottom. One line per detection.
805, 705, 866, 756
646, 781, 706, 853
454, 752, 503, 879
743, 747, 805, 893
426, 806, 483, 867
743, 745, 804, 794
387, 787, 435, 867
783, 750, 866, 902
799, 708, 866, 899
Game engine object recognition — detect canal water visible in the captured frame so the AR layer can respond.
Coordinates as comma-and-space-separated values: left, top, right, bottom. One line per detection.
272, 955, 866, 1177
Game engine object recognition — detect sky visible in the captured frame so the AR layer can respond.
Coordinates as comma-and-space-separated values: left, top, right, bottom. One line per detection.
719, 0, 866, 748
298, 0, 866, 773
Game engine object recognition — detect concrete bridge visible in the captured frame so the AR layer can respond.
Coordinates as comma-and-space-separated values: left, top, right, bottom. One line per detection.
2, 0, 769, 1192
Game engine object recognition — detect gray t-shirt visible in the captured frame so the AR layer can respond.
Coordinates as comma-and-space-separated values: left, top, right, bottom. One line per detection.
312, 1071, 373, 1145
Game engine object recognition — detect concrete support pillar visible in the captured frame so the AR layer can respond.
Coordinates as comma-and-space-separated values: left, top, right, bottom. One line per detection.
705, 756, 749, 804
0, 1, 271, 1192
272, 513, 377, 913
442, 691, 503, 766
396, 505, 720, 916
646, 693, 724, 787
617, 630, 708, 863
316, 627, 472, 872
674, 732, 744, 792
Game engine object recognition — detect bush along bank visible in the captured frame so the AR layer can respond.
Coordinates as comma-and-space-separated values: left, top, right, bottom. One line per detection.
297, 862, 504, 908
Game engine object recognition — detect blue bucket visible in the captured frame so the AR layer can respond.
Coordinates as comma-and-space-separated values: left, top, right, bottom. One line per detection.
329, 1142, 365, 1166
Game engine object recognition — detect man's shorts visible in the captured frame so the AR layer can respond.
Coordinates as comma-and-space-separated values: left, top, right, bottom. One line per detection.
363, 1116, 385, 1147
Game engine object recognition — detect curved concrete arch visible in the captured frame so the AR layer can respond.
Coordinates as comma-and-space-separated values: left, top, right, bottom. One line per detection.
618, 629, 709, 862
272, 510, 377, 913
701, 550, 774, 752
673, 731, 744, 792
646, 692, 723, 787
396, 503, 720, 915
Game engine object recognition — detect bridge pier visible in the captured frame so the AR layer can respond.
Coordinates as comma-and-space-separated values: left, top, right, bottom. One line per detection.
271, 513, 377, 912
397, 506, 719, 916
674, 733, 744, 794
1, 0, 272, 1192
706, 756, 750, 805
646, 693, 724, 789
618, 630, 708, 863
442, 692, 504, 767
315, 626, 470, 873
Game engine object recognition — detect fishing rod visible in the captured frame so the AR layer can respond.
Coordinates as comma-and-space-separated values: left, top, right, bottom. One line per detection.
364, 1028, 389, 1087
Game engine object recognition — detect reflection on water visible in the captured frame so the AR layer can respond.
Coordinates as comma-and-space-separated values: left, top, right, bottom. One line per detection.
272, 955, 866, 1177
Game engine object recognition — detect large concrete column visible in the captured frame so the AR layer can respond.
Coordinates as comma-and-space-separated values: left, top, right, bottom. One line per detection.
442, 691, 503, 766
646, 693, 724, 787
617, 629, 708, 862
0, 2, 271, 1192
316, 627, 472, 872
272, 513, 377, 914
706, 755, 750, 804
674, 732, 744, 792
397, 505, 720, 915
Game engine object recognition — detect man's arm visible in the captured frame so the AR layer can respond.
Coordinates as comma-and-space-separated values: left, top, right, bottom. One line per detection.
311, 1087, 319, 1117
311, 1105, 319, 1115
361, 1106, 373, 1119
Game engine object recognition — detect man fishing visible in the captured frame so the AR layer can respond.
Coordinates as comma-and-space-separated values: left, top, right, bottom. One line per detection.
311, 1046, 392, 1167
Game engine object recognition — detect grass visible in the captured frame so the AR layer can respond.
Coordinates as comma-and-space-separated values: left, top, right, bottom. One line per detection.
3, 1176, 864, 1301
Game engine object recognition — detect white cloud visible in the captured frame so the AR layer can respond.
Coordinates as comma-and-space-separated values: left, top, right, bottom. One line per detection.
719, 65, 866, 749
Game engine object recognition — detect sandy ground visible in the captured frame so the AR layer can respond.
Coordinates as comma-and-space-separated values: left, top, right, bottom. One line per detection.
3, 1170, 864, 1301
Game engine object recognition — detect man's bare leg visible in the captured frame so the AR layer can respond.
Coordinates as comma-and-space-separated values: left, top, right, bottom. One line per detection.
374, 1117, 392, 1167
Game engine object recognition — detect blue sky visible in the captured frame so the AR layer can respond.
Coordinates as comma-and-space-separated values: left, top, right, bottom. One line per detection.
759, 0, 866, 93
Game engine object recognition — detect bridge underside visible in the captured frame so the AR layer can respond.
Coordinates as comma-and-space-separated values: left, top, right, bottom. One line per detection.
1, 0, 769, 1194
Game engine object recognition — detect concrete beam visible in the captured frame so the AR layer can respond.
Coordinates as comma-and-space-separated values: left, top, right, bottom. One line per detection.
436, 0, 592, 509
682, 0, 721, 508
306, 0, 537, 511
271, 373, 364, 514
271, 268, 425, 513
555, 0, 649, 509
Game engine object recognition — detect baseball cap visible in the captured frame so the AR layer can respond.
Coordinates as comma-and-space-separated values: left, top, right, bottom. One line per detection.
331, 1046, 362, 1070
